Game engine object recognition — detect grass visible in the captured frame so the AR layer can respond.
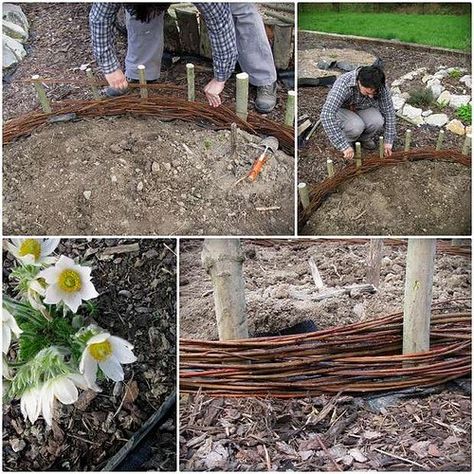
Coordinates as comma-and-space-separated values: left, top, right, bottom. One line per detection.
298, 12, 471, 51
456, 104, 472, 125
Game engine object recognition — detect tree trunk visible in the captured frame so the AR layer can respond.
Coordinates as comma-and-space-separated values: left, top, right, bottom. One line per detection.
201, 239, 249, 340
402, 239, 436, 355
366, 239, 383, 287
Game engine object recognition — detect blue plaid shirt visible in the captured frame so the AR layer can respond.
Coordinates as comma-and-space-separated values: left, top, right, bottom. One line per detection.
321, 69, 396, 151
89, 3, 238, 82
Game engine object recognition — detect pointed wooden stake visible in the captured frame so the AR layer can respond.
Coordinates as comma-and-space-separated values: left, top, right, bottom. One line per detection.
186, 63, 195, 101
137, 65, 148, 99
31, 75, 51, 113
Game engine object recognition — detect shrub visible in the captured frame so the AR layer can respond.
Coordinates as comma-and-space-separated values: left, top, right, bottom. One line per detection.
449, 69, 463, 79
456, 104, 472, 124
406, 88, 434, 108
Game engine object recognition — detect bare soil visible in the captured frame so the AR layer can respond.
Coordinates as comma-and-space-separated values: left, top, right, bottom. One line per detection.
3, 238, 177, 471
303, 160, 471, 236
179, 239, 471, 471
3, 117, 294, 236
297, 32, 471, 235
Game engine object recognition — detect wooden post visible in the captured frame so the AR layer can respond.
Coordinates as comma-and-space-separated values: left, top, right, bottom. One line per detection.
201, 239, 248, 340
186, 63, 195, 102
31, 75, 51, 113
402, 239, 436, 355
355, 142, 362, 168
272, 24, 293, 70
366, 239, 383, 287
284, 90, 296, 127
326, 159, 334, 177
85, 68, 100, 100
298, 182, 310, 209
379, 136, 384, 159
435, 129, 445, 150
137, 65, 148, 99
236, 72, 249, 121
404, 129, 412, 151
462, 133, 471, 155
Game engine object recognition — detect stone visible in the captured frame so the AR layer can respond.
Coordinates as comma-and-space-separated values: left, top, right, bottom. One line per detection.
109, 143, 122, 154
460, 75, 472, 88
449, 94, 471, 108
422, 109, 433, 117
164, 162, 172, 171
427, 79, 443, 99
401, 104, 423, 125
434, 69, 449, 79
466, 126, 472, 135
421, 74, 433, 84
3, 34, 25, 68
83, 191, 91, 200
137, 181, 144, 192
425, 113, 448, 127
3, 20, 27, 42
447, 67, 466, 73
151, 161, 160, 173
446, 119, 466, 136
391, 79, 403, 87
111, 175, 117, 183
400, 92, 410, 100
3, 4, 29, 32
400, 72, 415, 81
437, 90, 451, 105
391, 95, 406, 111
390, 87, 401, 95
317, 59, 333, 70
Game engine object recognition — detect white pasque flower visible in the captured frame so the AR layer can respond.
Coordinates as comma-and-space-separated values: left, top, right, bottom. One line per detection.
80, 333, 137, 386
27, 277, 47, 313
2, 308, 23, 355
20, 373, 92, 426
7, 238, 60, 266
38, 256, 99, 313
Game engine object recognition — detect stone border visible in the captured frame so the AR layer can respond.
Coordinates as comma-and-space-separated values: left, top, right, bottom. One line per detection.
299, 30, 470, 57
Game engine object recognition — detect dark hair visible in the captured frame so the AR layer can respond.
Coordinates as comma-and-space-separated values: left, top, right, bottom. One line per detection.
127, 3, 171, 23
357, 66, 386, 91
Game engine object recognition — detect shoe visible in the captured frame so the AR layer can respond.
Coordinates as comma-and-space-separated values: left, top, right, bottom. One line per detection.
255, 82, 277, 113
104, 78, 159, 97
361, 139, 376, 150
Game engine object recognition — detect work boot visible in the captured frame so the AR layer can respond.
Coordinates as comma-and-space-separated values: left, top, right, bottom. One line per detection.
361, 139, 376, 150
255, 82, 277, 114
104, 78, 158, 97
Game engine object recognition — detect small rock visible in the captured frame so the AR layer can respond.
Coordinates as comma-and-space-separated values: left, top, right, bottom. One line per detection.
83, 191, 91, 200
436, 90, 451, 105
110, 143, 122, 154
421, 74, 433, 84
446, 119, 466, 136
460, 75, 472, 88
391, 95, 406, 111
422, 109, 433, 117
391, 79, 403, 87
390, 87, 401, 95
401, 104, 423, 125
137, 181, 144, 192
10, 438, 26, 452
426, 79, 443, 99
164, 162, 172, 171
425, 113, 448, 127
151, 161, 160, 173
118, 289, 132, 298
111, 175, 117, 183
3, 20, 28, 43
449, 94, 471, 108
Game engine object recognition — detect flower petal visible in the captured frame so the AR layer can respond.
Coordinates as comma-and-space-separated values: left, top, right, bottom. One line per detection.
80, 352, 98, 388
21, 389, 40, 424
53, 378, 78, 405
80, 281, 99, 301
41, 385, 54, 426
43, 284, 64, 305
41, 238, 60, 257
55, 255, 76, 270
87, 333, 110, 345
38, 266, 59, 285
7, 315, 22, 338
62, 291, 82, 313
109, 336, 137, 364
99, 355, 124, 382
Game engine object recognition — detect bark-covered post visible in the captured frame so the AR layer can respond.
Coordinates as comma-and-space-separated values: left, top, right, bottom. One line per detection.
366, 239, 383, 287
201, 239, 249, 340
402, 239, 436, 355
236, 72, 249, 121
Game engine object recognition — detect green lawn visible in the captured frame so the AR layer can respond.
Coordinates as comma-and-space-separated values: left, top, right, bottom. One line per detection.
298, 12, 471, 51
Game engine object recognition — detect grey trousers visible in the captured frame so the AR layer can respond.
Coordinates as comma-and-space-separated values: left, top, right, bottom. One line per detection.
125, 4, 276, 85
337, 107, 385, 143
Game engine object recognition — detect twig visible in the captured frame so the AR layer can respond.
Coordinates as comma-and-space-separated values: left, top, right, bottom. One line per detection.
373, 448, 427, 469
315, 435, 342, 471
163, 242, 177, 257
263, 444, 272, 471
255, 206, 281, 212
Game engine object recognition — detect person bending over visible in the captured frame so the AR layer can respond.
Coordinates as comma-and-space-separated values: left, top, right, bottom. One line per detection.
89, 3, 277, 112
320, 65, 396, 160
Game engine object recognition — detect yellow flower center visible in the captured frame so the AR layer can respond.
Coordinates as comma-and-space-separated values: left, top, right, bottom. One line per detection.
18, 239, 41, 261
57, 269, 82, 293
89, 340, 112, 362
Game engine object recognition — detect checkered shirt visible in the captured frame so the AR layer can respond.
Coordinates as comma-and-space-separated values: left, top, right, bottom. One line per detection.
89, 3, 237, 82
320, 69, 396, 151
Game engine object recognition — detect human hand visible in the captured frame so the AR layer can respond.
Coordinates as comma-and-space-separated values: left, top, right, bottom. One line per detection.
204, 79, 225, 107
105, 69, 128, 90
342, 147, 354, 160
384, 143, 393, 157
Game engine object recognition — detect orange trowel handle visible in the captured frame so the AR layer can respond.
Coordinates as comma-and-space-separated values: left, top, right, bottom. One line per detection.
247, 151, 269, 182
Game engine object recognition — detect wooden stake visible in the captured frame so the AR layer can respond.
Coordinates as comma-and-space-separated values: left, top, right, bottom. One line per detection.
186, 63, 195, 102
435, 129, 445, 150
298, 182, 310, 209
379, 136, 384, 159
284, 90, 296, 127
137, 65, 148, 99
404, 129, 412, 151
201, 239, 248, 341
462, 133, 471, 155
31, 75, 51, 113
85, 68, 100, 100
326, 159, 334, 177
366, 239, 383, 287
403, 239, 436, 356
308, 257, 325, 291
355, 142, 362, 168
236, 72, 249, 121
230, 122, 238, 159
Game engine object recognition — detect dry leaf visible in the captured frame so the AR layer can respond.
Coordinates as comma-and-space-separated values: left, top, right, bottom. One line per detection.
349, 447, 368, 462
124, 381, 140, 404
